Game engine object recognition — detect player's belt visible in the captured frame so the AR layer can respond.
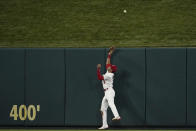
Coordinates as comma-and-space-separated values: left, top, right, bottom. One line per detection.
104, 88, 108, 92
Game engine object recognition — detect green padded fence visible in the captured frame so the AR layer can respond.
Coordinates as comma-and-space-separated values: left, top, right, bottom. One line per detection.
0, 48, 196, 126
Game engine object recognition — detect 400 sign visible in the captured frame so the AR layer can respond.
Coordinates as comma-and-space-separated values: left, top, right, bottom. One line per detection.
10, 105, 40, 121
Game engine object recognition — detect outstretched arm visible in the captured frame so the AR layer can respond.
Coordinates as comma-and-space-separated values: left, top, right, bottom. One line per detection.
106, 53, 111, 65
106, 46, 115, 65
97, 64, 104, 80
106, 46, 115, 69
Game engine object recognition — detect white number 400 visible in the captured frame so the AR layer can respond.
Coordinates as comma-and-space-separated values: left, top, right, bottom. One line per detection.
10, 105, 40, 121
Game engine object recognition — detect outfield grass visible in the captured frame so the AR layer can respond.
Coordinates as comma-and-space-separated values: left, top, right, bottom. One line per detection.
0, 0, 196, 47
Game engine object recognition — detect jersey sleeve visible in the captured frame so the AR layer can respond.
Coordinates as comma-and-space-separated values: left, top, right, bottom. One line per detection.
106, 64, 112, 69
97, 68, 104, 80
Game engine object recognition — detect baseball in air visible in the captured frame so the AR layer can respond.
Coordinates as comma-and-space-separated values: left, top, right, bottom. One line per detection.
123, 10, 127, 13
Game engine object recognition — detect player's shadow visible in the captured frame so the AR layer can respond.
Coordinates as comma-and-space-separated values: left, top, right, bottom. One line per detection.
110, 69, 144, 125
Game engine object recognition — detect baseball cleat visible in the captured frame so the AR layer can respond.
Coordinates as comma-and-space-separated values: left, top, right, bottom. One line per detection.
112, 116, 121, 121
98, 125, 109, 130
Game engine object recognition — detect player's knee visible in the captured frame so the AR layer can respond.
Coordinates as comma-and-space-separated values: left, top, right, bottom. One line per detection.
109, 104, 115, 109
100, 107, 107, 112
108, 102, 115, 108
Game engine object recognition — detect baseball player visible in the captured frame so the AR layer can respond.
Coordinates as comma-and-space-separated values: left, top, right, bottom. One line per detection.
97, 47, 121, 130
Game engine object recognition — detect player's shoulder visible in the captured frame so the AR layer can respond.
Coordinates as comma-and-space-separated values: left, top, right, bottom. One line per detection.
104, 71, 113, 77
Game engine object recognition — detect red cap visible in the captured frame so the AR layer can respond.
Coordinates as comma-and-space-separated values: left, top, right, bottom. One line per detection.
111, 65, 117, 73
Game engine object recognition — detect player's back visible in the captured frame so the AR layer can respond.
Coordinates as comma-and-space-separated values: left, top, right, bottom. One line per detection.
102, 71, 114, 89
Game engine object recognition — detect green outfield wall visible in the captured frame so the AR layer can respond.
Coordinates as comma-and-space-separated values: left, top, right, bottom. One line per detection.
146, 48, 186, 126
0, 48, 196, 127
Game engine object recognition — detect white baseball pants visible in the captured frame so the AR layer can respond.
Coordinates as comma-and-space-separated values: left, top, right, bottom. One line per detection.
100, 88, 119, 126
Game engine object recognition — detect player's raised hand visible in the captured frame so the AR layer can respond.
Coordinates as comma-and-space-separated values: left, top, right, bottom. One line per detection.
97, 64, 101, 69
108, 46, 115, 55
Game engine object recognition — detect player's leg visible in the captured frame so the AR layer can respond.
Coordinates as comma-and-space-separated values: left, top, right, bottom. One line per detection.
106, 91, 121, 120
99, 96, 109, 129
108, 97, 120, 118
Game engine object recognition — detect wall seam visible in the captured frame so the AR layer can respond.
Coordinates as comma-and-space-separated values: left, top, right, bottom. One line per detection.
144, 48, 147, 126
186, 48, 188, 126
24, 48, 27, 127
64, 48, 66, 127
